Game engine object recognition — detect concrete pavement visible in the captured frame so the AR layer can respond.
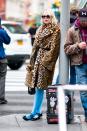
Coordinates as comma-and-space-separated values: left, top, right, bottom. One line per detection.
0, 114, 58, 131
0, 114, 87, 131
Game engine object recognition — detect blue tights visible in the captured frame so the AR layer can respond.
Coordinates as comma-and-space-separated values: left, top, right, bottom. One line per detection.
25, 88, 44, 118
31, 88, 44, 115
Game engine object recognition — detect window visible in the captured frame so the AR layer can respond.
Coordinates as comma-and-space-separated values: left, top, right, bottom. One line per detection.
2, 23, 26, 34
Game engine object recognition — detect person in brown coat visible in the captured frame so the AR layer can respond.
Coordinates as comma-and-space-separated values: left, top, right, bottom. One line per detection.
23, 9, 60, 121
64, 8, 87, 122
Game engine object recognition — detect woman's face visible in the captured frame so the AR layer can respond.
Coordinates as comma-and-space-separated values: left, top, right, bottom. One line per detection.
41, 13, 52, 24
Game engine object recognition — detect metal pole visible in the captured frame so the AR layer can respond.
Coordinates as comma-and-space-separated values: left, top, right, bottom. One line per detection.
58, 85, 87, 131
59, 0, 70, 84
58, 87, 67, 131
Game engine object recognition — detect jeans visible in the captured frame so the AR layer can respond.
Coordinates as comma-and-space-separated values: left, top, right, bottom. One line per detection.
56, 66, 76, 85
70, 66, 76, 84
75, 64, 87, 118
0, 63, 7, 99
56, 75, 59, 84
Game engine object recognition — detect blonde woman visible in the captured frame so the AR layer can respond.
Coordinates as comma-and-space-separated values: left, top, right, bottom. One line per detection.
23, 9, 60, 121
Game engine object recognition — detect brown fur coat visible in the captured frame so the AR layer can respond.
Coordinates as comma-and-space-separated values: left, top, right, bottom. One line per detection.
25, 23, 60, 89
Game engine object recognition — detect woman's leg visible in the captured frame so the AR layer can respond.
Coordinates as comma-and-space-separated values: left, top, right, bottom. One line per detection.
23, 88, 44, 120
32, 88, 44, 115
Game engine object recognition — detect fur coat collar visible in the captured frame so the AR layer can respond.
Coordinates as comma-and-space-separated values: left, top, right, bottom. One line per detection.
34, 23, 59, 46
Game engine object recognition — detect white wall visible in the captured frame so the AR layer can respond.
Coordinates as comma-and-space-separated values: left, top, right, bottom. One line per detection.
6, 0, 53, 20
6, 0, 24, 20
31, 0, 46, 15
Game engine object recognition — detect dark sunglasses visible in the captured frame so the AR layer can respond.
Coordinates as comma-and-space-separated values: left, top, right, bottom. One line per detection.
41, 15, 51, 19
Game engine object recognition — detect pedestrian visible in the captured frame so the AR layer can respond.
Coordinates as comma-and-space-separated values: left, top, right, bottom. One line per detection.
55, 7, 79, 85
28, 23, 38, 46
64, 8, 87, 122
0, 18, 11, 104
23, 9, 60, 121
70, 7, 79, 26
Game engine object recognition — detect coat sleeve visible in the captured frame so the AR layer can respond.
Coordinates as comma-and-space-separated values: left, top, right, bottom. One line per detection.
64, 28, 81, 55
41, 29, 60, 71
1, 29, 11, 44
27, 42, 39, 71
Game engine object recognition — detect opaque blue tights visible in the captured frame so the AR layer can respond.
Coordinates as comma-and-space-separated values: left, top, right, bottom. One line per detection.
31, 88, 44, 115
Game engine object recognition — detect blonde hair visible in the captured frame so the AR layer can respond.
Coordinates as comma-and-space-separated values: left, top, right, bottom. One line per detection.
41, 9, 58, 24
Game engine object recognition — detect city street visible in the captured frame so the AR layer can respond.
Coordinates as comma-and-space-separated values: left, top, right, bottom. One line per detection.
0, 62, 86, 131
0, 62, 83, 117
1, 62, 57, 116
0, 0, 87, 130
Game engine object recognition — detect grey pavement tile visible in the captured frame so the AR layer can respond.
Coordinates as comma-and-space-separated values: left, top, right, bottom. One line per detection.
0, 114, 18, 128
67, 124, 81, 130
0, 128, 36, 131
80, 123, 87, 131
0, 114, 87, 131
15, 114, 84, 131
0, 128, 21, 131
15, 114, 58, 131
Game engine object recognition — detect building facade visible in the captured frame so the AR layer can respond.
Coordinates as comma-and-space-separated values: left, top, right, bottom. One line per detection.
6, 0, 48, 21
0, 0, 6, 19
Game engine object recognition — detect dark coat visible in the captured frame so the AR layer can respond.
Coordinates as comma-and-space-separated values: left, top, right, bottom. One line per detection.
0, 27, 11, 59
25, 23, 60, 89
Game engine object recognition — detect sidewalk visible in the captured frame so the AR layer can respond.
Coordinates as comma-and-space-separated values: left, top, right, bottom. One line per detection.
0, 114, 87, 131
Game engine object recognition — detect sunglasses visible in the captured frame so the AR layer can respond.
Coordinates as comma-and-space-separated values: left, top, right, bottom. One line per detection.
41, 15, 51, 19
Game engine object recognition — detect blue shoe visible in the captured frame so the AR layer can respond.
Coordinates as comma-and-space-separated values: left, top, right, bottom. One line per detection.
23, 114, 34, 121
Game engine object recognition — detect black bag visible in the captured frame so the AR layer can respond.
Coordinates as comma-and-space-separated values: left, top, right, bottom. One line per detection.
46, 85, 73, 124
28, 87, 35, 95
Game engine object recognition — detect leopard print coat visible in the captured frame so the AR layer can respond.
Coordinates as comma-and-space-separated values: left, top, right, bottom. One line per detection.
25, 23, 60, 89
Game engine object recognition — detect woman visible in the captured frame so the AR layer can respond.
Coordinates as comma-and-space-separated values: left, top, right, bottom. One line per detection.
23, 9, 60, 121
